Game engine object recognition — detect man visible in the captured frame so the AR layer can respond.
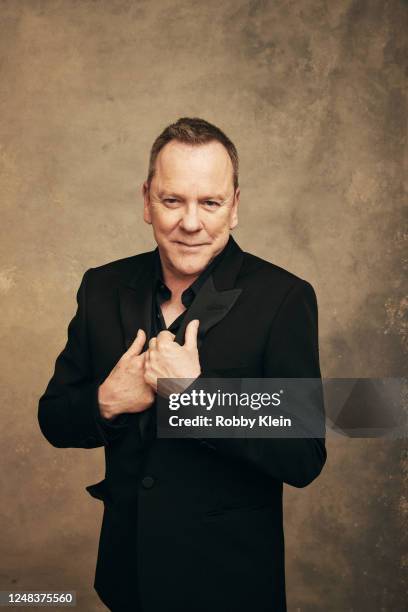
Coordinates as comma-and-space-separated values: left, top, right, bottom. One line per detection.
38, 117, 326, 612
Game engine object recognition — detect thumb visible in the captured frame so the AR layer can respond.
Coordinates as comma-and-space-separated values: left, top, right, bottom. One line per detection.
184, 319, 200, 350
127, 329, 146, 356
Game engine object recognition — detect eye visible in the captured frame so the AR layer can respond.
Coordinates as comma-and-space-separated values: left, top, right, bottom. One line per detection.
203, 200, 220, 208
163, 198, 179, 205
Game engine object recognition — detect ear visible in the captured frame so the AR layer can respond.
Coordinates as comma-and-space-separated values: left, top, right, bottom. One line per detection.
229, 187, 240, 230
142, 181, 152, 225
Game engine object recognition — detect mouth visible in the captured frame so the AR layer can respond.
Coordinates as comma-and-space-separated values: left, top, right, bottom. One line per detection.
174, 241, 208, 249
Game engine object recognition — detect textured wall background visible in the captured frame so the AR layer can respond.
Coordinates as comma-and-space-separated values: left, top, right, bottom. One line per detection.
1, 0, 406, 610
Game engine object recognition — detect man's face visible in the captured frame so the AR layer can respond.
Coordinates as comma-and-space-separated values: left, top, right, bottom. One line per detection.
142, 140, 239, 278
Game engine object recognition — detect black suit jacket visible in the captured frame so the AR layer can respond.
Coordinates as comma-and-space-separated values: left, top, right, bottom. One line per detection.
38, 235, 326, 612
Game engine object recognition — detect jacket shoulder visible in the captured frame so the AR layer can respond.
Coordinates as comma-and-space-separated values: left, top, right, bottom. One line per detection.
83, 250, 154, 290
238, 251, 319, 331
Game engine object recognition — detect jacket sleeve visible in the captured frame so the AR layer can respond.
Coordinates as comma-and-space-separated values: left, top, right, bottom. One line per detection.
197, 279, 327, 488
38, 269, 131, 449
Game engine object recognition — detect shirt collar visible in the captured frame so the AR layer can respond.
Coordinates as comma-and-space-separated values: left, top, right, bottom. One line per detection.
153, 236, 233, 303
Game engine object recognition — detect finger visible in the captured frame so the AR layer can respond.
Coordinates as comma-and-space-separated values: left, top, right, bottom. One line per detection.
184, 319, 199, 350
149, 337, 157, 350
146, 375, 157, 393
143, 360, 157, 391
157, 330, 175, 346
144, 366, 154, 389
143, 354, 151, 379
127, 329, 146, 356
146, 347, 157, 364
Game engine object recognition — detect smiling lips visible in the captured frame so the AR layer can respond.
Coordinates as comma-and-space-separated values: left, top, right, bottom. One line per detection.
175, 241, 208, 248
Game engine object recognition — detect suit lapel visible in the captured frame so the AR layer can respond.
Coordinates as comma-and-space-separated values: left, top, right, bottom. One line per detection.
174, 275, 241, 349
117, 253, 155, 444
118, 253, 155, 352
118, 235, 245, 352
174, 235, 244, 348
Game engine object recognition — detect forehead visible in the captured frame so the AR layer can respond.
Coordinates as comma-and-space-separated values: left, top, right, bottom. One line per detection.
153, 140, 234, 193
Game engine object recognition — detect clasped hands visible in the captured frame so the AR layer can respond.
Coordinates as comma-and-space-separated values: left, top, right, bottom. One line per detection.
98, 320, 201, 421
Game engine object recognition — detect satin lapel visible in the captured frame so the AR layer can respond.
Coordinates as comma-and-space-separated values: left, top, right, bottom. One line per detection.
174, 235, 244, 348
118, 253, 155, 352
174, 275, 242, 349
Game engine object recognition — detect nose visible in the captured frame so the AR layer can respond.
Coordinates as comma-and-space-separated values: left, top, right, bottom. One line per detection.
179, 202, 203, 232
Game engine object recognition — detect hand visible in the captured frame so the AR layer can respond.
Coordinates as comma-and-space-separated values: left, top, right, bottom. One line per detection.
98, 329, 155, 420
144, 319, 201, 394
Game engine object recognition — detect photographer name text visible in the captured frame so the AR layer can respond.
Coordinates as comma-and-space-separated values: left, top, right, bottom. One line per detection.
168, 415, 292, 428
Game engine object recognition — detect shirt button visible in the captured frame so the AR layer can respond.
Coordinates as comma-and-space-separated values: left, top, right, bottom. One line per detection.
141, 476, 155, 489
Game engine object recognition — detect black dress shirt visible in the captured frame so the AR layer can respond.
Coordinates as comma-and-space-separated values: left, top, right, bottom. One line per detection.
150, 239, 231, 339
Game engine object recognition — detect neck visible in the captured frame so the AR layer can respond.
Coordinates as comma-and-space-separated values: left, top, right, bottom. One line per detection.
159, 257, 202, 300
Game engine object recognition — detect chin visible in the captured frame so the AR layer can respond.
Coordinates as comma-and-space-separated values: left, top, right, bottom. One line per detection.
170, 254, 208, 277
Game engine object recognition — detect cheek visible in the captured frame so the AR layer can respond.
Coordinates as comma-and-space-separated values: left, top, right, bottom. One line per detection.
207, 211, 232, 236
152, 208, 180, 233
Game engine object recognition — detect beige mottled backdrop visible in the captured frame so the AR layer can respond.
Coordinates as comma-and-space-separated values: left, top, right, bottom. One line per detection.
1, 0, 406, 610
